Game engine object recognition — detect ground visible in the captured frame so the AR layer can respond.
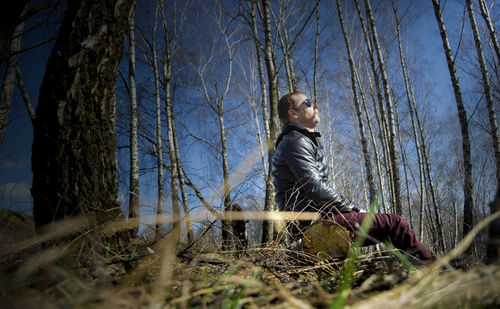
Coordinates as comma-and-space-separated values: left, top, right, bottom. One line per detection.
0, 210, 499, 308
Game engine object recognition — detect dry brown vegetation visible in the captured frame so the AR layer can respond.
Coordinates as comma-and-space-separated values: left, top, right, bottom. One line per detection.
1, 209, 499, 309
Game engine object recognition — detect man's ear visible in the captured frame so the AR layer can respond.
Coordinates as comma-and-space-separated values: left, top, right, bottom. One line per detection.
288, 109, 298, 119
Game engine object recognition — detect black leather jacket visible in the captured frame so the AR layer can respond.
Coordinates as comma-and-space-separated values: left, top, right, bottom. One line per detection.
271, 123, 355, 216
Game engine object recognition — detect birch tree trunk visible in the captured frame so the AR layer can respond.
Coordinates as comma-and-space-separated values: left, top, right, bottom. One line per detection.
150, 8, 164, 241
164, 60, 180, 245
313, 5, 320, 104
32, 0, 136, 234
15, 65, 36, 123
356, 68, 388, 213
354, 0, 391, 212
392, 0, 445, 251
0, 0, 28, 62
364, 0, 402, 215
128, 6, 140, 236
432, 0, 475, 237
261, 0, 279, 244
467, 0, 500, 189
477, 0, 500, 66
336, 0, 376, 205
249, 0, 270, 175
0, 18, 24, 147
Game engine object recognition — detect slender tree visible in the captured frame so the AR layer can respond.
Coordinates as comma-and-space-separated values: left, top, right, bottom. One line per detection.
313, 3, 320, 104
148, 4, 165, 241
364, 0, 402, 215
0, 17, 24, 147
128, 4, 140, 236
261, 0, 280, 243
392, 0, 445, 251
16, 65, 36, 123
354, 0, 391, 213
158, 0, 188, 246
432, 0, 475, 237
477, 0, 500, 66
466, 0, 500, 189
336, 0, 375, 205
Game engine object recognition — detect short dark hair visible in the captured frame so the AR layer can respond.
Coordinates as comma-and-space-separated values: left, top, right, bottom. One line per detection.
278, 91, 305, 125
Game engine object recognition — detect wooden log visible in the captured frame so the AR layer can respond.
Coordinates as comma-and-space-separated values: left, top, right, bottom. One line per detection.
301, 221, 352, 260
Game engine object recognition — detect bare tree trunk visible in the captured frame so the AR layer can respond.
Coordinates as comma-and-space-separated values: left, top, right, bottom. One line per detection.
357, 70, 387, 213
249, 1, 270, 144
392, 0, 425, 239
128, 6, 140, 236
313, 4, 320, 104
477, 0, 500, 66
164, 62, 180, 245
453, 201, 459, 247
261, 0, 279, 244
15, 65, 35, 123
150, 8, 164, 241
220, 112, 232, 250
364, 0, 402, 215
336, 0, 376, 205
173, 127, 193, 244
432, 0, 475, 238
158, 0, 188, 247
392, 0, 445, 251
32, 0, 136, 235
354, 0, 390, 213
0, 18, 23, 147
467, 0, 500, 189
0, 0, 28, 63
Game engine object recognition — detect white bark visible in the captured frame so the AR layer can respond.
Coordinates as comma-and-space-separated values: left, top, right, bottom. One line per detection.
0, 19, 23, 147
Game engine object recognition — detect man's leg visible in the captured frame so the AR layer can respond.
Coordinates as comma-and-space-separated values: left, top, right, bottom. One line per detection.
331, 212, 436, 260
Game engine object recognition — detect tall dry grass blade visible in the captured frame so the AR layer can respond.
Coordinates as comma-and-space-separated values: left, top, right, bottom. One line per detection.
1, 216, 88, 256
14, 246, 65, 282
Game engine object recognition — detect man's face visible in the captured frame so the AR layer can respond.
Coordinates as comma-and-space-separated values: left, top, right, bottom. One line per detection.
289, 93, 319, 131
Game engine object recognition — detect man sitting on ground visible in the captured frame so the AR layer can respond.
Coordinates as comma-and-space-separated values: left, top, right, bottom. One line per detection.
271, 91, 436, 262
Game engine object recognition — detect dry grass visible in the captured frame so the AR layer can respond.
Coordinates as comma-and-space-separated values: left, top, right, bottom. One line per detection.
1, 209, 499, 308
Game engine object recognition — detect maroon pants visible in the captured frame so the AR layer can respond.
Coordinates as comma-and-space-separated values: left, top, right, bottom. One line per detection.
331, 212, 436, 260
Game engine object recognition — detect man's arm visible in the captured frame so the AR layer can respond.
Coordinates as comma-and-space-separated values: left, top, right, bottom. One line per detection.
283, 136, 357, 214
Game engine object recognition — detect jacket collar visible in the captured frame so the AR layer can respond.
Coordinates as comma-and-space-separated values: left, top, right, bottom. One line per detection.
276, 123, 321, 147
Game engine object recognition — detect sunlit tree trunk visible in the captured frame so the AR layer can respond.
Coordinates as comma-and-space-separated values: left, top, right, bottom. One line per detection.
477, 0, 500, 66
356, 68, 387, 213
313, 5, 319, 104
392, 0, 445, 251
249, 0, 270, 177
432, 0, 475, 237
261, 0, 279, 244
364, 0, 402, 215
173, 126, 193, 244
158, 0, 188, 246
0, 18, 23, 147
150, 7, 164, 241
32, 0, 136, 234
354, 0, 390, 213
127, 5, 140, 236
467, 0, 500, 189
336, 0, 375, 205
274, 5, 297, 93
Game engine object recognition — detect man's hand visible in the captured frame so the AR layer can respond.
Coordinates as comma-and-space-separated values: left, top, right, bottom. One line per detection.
351, 205, 365, 213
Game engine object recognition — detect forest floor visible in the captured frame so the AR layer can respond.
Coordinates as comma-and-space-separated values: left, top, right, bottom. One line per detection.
1, 209, 500, 308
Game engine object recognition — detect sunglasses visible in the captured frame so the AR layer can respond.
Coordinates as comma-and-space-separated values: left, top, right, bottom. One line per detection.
299, 98, 315, 108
